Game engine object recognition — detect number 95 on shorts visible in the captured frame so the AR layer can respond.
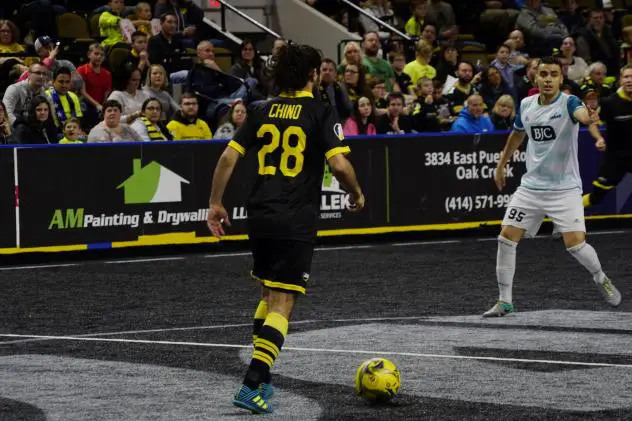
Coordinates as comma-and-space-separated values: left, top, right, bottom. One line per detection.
501, 187, 586, 238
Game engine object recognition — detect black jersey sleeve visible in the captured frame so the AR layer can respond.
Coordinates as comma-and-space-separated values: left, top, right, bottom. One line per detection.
320, 104, 351, 160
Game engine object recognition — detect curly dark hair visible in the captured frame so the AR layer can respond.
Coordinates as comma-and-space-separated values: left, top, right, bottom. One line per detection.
271, 42, 322, 93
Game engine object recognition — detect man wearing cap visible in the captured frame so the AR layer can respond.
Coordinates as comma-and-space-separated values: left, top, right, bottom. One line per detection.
18, 37, 79, 88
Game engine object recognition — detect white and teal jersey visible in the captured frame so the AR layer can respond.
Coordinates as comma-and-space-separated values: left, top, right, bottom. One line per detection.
513, 92, 585, 191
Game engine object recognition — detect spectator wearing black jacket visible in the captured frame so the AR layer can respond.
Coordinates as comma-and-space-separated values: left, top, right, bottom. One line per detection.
186, 46, 251, 126
230, 40, 267, 99
376, 92, 414, 134
11, 95, 57, 144
576, 9, 620, 77
318, 58, 352, 121
434, 45, 459, 84
154, 0, 204, 45
491, 95, 515, 131
477, 66, 514, 111
148, 13, 187, 77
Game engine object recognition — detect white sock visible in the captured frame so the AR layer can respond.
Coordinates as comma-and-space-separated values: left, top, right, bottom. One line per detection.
567, 241, 606, 284
497, 235, 517, 303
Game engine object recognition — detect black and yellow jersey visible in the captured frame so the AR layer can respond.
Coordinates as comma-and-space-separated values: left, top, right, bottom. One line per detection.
228, 90, 350, 240
601, 88, 632, 159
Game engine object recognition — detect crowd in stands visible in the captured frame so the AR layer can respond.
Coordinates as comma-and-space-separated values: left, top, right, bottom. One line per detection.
0, 0, 632, 144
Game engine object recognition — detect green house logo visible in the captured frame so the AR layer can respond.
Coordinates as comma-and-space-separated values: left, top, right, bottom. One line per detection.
322, 163, 345, 193
117, 159, 190, 204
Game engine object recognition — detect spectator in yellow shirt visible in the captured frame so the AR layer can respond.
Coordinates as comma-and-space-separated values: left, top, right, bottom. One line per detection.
0, 20, 25, 56
59, 118, 85, 144
167, 93, 213, 140
403, 39, 437, 85
405, 1, 429, 38
100, 0, 127, 49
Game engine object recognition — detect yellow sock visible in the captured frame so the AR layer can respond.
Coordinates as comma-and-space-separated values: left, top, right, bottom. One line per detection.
252, 300, 268, 344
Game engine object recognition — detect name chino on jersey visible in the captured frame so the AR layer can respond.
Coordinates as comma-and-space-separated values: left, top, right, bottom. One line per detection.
228, 92, 349, 240
514, 93, 585, 191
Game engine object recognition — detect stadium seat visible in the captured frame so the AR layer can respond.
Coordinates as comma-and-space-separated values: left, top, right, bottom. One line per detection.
89, 13, 103, 38
545, 0, 564, 9
108, 47, 130, 72
462, 52, 490, 67
57, 13, 92, 40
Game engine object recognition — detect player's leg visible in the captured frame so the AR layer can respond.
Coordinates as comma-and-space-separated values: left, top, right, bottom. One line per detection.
483, 188, 544, 317
234, 239, 312, 413
236, 290, 295, 408
583, 160, 626, 207
563, 231, 621, 306
551, 190, 621, 307
252, 286, 269, 344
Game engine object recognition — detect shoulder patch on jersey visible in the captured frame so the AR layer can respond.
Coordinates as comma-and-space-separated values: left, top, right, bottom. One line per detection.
334, 123, 344, 141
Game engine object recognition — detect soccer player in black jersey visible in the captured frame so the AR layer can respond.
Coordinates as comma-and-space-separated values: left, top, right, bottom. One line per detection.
207, 42, 365, 414
584, 65, 632, 207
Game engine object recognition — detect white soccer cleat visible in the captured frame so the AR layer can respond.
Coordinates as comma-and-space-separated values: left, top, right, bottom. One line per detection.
596, 276, 621, 307
482, 301, 515, 318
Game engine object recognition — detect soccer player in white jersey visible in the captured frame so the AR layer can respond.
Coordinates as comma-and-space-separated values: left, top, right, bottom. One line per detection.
483, 56, 621, 317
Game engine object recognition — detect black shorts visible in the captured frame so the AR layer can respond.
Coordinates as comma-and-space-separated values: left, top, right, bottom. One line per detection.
249, 237, 314, 295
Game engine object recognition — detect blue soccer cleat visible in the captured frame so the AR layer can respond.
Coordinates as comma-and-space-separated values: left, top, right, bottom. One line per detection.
232, 384, 274, 414
260, 382, 274, 401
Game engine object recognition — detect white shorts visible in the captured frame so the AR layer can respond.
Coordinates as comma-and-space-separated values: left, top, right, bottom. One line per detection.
501, 186, 586, 238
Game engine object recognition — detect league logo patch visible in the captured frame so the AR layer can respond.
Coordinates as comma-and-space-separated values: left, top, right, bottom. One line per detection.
333, 123, 344, 141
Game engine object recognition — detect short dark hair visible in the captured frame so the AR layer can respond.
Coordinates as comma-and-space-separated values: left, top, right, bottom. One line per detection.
142, 97, 162, 112
539, 56, 562, 69
458, 60, 475, 72
497, 44, 510, 53
131, 31, 147, 43
160, 12, 176, 23
387, 91, 405, 105
322, 57, 336, 65
103, 99, 122, 112
180, 92, 198, 104
53, 66, 71, 80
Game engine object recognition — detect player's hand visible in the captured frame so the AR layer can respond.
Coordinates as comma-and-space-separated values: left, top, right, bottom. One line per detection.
494, 165, 506, 191
348, 192, 365, 213
588, 108, 600, 124
595, 137, 606, 151
207, 204, 231, 238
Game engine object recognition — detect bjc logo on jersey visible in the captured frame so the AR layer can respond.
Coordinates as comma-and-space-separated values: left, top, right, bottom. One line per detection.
530, 126, 556, 141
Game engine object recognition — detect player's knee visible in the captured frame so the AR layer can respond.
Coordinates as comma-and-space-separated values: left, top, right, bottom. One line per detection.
267, 290, 296, 319
562, 231, 585, 249
499, 226, 523, 243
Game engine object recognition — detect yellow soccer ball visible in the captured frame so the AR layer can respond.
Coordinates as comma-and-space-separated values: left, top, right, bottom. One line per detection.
354, 357, 401, 402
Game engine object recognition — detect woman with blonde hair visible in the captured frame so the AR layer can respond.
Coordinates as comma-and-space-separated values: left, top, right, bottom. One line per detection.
142, 64, 179, 121
491, 94, 515, 131
337, 41, 365, 75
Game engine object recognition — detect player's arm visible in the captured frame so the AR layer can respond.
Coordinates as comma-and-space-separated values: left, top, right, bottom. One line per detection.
327, 153, 365, 212
588, 123, 606, 151
207, 104, 260, 237
495, 130, 526, 191
207, 146, 241, 237
573, 106, 599, 126
320, 104, 365, 211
